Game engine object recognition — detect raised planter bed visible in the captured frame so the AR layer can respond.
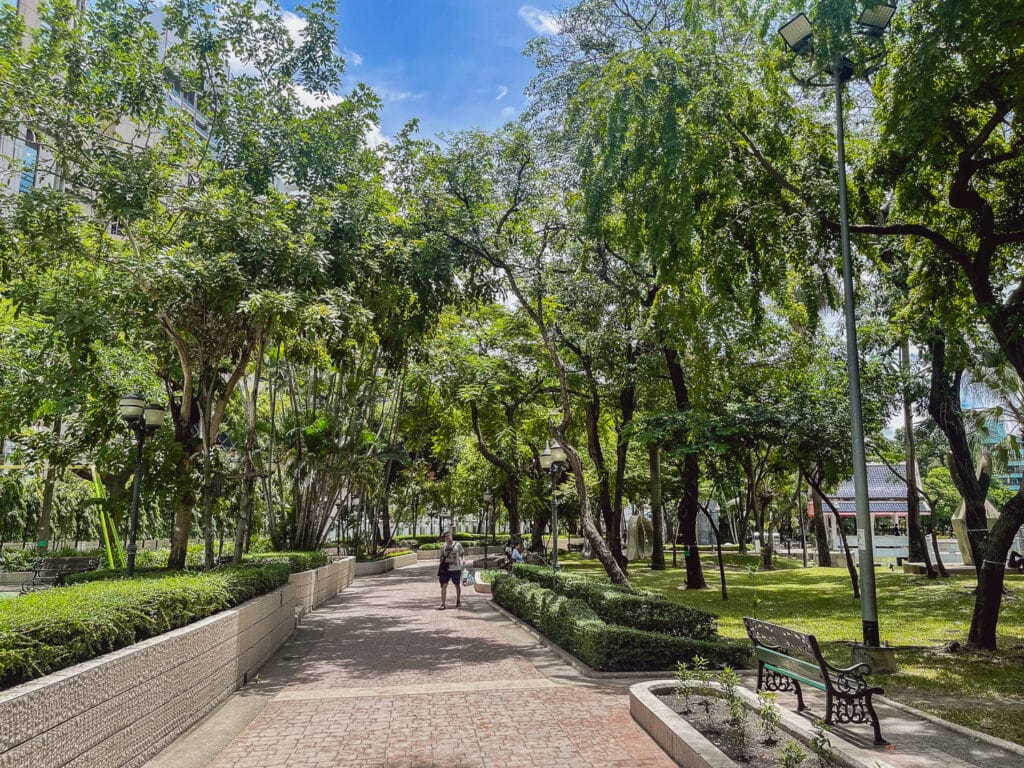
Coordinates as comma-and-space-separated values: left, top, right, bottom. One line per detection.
0, 571, 32, 588
630, 681, 897, 768
290, 557, 354, 619
0, 559, 358, 768
0, 585, 296, 768
354, 551, 419, 576
472, 570, 491, 593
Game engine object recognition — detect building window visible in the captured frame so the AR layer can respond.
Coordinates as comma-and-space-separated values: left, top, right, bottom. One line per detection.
19, 132, 39, 194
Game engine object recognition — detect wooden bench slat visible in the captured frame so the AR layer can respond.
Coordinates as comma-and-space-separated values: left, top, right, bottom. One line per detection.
763, 663, 827, 692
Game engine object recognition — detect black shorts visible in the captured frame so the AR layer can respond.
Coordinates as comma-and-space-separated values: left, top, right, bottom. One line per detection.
438, 568, 461, 585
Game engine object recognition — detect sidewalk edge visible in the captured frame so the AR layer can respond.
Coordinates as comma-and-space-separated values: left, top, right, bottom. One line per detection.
878, 695, 1024, 757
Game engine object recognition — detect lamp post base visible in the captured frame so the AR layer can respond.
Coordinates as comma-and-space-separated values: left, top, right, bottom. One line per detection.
850, 643, 898, 674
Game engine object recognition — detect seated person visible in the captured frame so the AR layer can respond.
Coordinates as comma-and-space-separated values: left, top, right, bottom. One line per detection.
511, 542, 524, 563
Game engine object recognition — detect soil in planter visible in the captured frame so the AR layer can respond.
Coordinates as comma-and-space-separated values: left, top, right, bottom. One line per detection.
658, 692, 820, 768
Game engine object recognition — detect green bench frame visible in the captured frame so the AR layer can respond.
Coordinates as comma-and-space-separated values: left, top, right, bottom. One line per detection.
744, 617, 887, 745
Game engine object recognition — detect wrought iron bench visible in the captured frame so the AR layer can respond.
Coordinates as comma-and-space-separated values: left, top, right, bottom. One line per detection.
743, 617, 887, 745
22, 556, 100, 590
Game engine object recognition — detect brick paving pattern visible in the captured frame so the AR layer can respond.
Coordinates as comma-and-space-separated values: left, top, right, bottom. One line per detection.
166, 562, 1023, 768
206, 564, 675, 768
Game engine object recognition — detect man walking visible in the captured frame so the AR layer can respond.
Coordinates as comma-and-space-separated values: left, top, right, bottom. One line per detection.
437, 531, 465, 609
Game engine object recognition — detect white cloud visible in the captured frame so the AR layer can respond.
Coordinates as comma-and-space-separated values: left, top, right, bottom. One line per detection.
501, 106, 516, 118
365, 123, 389, 148
496, 85, 508, 101
377, 88, 424, 103
292, 85, 345, 109
518, 6, 560, 35
280, 10, 307, 45
343, 48, 363, 67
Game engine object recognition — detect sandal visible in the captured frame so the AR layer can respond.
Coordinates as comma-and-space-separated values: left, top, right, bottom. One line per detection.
436, 605, 446, 610
456, 602, 462, 608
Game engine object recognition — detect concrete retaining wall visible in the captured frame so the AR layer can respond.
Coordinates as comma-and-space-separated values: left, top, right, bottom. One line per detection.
0, 558, 358, 768
290, 557, 354, 619
354, 552, 418, 576
0, 572, 31, 587
0, 583, 296, 768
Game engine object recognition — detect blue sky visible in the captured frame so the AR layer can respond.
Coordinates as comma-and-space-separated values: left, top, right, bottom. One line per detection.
328, 2, 560, 141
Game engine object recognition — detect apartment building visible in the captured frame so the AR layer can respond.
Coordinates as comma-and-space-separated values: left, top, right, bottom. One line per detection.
1, 0, 211, 203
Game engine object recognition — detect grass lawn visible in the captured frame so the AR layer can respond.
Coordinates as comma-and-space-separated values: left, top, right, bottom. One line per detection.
557, 554, 1024, 745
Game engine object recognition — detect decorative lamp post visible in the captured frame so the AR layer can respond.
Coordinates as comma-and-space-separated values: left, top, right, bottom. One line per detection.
482, 491, 493, 562
539, 443, 566, 574
118, 395, 166, 577
778, 4, 895, 648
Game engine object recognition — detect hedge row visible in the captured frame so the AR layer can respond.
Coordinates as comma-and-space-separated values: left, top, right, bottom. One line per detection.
511, 564, 718, 640
65, 550, 329, 585
0, 562, 291, 690
491, 574, 750, 672
245, 550, 329, 572
382, 549, 415, 559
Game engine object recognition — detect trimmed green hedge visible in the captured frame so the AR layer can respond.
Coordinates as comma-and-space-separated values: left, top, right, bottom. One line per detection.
511, 564, 717, 640
0, 562, 291, 690
244, 551, 328, 572
66, 550, 328, 585
491, 574, 749, 672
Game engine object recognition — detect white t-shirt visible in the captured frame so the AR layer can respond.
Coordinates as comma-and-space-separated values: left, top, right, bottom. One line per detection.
441, 541, 464, 569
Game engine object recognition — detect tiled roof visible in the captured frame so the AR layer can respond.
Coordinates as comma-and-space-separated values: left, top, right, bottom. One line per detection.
833, 462, 931, 513
833, 500, 931, 514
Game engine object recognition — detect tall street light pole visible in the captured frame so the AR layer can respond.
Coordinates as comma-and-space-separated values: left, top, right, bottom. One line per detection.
482, 491, 493, 562
118, 395, 166, 577
539, 443, 566, 574
779, 4, 896, 648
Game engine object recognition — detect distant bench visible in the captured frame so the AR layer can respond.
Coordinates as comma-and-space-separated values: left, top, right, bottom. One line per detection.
743, 617, 887, 745
23, 556, 100, 590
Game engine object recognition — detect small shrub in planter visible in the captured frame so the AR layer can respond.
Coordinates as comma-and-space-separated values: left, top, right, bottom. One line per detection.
382, 549, 414, 559
779, 740, 807, 767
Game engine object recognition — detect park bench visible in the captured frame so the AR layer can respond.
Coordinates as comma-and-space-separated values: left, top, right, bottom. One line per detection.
22, 556, 100, 591
743, 617, 887, 745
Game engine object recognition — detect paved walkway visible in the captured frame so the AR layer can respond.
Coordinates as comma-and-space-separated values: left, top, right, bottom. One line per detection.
146, 563, 1024, 768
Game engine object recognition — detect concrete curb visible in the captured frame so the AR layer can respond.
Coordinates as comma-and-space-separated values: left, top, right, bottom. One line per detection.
878, 695, 1024, 757
632, 680, 899, 768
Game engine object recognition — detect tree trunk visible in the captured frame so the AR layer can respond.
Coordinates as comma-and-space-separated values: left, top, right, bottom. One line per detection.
585, 395, 622, 569
649, 442, 665, 570
901, 338, 932, 569
663, 347, 706, 588
805, 473, 861, 600
735, 494, 750, 555
808, 464, 832, 567
36, 463, 58, 552
925, 335, 1023, 648
234, 358, 264, 563
612, 383, 635, 571
470, 401, 521, 534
